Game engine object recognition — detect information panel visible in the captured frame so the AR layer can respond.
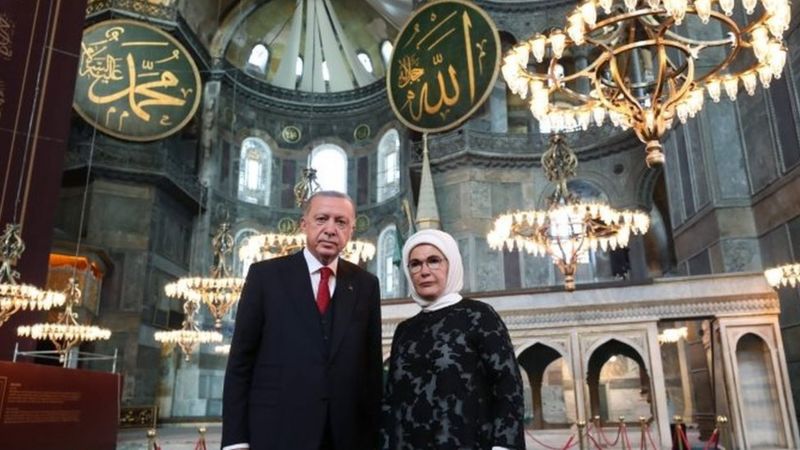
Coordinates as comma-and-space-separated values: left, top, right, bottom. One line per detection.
0, 361, 122, 450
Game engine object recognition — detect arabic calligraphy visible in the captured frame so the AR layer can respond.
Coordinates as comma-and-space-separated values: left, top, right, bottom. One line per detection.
73, 20, 201, 142
0, 13, 14, 60
387, 0, 500, 133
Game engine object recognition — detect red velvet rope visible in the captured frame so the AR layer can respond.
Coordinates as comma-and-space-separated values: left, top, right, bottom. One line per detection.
525, 429, 580, 450
621, 424, 633, 450
676, 423, 691, 450
702, 428, 720, 450
645, 421, 660, 450
596, 421, 623, 447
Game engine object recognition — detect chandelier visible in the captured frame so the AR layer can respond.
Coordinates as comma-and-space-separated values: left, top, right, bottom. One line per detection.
154, 297, 222, 361
764, 263, 800, 289
239, 232, 376, 266
164, 222, 244, 329
239, 166, 376, 265
501, 0, 790, 166
658, 326, 688, 344
17, 277, 111, 363
294, 167, 322, 207
487, 135, 650, 291
214, 344, 231, 355
0, 223, 66, 326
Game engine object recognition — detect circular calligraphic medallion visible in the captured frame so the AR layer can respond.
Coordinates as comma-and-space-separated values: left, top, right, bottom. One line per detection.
387, 0, 500, 133
353, 124, 371, 141
277, 217, 298, 233
73, 20, 202, 141
355, 215, 370, 233
281, 125, 302, 143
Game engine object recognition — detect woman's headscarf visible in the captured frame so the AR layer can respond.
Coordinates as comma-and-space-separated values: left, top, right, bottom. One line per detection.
401, 229, 464, 311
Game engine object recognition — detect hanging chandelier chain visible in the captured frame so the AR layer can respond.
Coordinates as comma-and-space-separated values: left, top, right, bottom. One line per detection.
0, 223, 25, 284
541, 134, 578, 203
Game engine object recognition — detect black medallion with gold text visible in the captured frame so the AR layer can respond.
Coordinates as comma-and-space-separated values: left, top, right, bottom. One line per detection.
73, 20, 202, 141
387, 0, 500, 133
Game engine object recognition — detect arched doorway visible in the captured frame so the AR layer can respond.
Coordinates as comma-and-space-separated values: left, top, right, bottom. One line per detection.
518, 343, 575, 429
586, 339, 652, 423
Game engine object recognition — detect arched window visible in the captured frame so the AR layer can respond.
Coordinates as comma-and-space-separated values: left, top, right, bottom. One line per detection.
357, 52, 373, 73
377, 129, 400, 202
247, 44, 269, 73
381, 40, 393, 66
237, 137, 272, 205
322, 60, 331, 81
378, 225, 400, 298
310, 144, 348, 193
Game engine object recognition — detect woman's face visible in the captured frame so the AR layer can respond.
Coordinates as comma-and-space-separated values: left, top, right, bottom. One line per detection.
408, 244, 449, 301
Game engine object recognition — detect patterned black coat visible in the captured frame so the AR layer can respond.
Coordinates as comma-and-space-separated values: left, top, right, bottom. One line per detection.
382, 299, 525, 450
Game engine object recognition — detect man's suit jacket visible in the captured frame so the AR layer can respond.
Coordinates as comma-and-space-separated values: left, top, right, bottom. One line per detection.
222, 251, 382, 450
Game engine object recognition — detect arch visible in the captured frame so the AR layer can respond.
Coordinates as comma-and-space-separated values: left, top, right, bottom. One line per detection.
498, 30, 518, 54
377, 129, 401, 202
586, 338, 651, 423
310, 144, 348, 193
518, 342, 575, 429
209, 0, 262, 59
377, 225, 400, 298
237, 137, 272, 206
584, 336, 647, 370
515, 338, 568, 359
735, 333, 786, 447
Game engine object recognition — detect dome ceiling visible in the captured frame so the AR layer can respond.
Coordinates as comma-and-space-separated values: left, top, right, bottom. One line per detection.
225, 0, 411, 93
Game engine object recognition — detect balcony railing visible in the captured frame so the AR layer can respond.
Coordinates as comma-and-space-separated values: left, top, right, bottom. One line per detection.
86, 0, 178, 22
66, 143, 204, 203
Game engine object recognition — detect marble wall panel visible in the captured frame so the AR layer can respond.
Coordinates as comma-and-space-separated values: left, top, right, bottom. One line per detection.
705, 101, 750, 199
740, 90, 779, 193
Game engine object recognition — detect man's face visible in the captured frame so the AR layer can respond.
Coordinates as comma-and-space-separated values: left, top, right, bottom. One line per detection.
300, 196, 355, 265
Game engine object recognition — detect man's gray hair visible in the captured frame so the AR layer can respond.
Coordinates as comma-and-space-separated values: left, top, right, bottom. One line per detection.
302, 191, 356, 216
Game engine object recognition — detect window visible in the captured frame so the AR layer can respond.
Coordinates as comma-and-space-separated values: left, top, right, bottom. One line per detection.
310, 144, 348, 193
357, 52, 373, 73
237, 137, 272, 205
246, 44, 269, 73
322, 60, 330, 81
381, 40, 393, 66
377, 129, 400, 202
378, 225, 400, 298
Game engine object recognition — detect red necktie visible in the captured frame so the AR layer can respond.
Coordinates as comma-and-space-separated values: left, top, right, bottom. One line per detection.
316, 267, 332, 314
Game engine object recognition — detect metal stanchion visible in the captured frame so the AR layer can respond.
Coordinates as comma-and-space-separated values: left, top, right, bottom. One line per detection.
716, 415, 730, 450
147, 429, 159, 450
674, 416, 684, 450
619, 416, 628, 450
195, 426, 208, 450
639, 417, 648, 449
578, 420, 587, 450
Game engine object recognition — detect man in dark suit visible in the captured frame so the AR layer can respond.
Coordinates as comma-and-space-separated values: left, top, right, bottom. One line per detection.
222, 191, 382, 450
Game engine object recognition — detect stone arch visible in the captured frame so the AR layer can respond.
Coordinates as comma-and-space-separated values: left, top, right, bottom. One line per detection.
735, 332, 787, 448
586, 338, 651, 423
518, 342, 575, 429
